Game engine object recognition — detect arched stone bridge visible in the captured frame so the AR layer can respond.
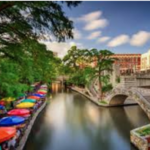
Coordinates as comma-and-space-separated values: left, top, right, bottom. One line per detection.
105, 87, 150, 119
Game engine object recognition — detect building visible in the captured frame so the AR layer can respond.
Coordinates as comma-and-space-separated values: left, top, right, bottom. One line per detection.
111, 54, 141, 74
141, 50, 150, 71
78, 50, 150, 74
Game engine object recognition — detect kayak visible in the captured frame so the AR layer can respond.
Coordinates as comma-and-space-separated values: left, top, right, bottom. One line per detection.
21, 99, 36, 103
16, 102, 35, 108
8, 109, 30, 117
28, 96, 40, 100
0, 116, 25, 126
0, 127, 16, 143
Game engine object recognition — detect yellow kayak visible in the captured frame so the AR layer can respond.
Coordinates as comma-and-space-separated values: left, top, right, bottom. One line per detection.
16, 102, 35, 108
2, 97, 15, 102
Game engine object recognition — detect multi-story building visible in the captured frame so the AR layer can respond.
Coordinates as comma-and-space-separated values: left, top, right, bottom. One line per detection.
111, 54, 141, 74
78, 50, 150, 74
141, 50, 150, 71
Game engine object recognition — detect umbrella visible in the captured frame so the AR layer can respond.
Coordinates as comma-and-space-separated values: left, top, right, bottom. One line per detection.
28, 96, 40, 100
16, 102, 35, 109
0, 127, 16, 143
0, 105, 5, 110
0, 116, 25, 127
21, 99, 36, 103
33, 94, 45, 98
8, 109, 30, 117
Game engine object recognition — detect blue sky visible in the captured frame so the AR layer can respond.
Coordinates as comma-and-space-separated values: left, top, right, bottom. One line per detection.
44, 1, 150, 57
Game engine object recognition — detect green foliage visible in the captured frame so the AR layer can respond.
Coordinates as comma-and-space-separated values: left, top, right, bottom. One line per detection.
66, 67, 93, 87
0, 39, 61, 98
0, 2, 80, 98
102, 84, 113, 93
86, 49, 115, 99
136, 127, 150, 136
63, 46, 89, 70
116, 76, 121, 83
62, 47, 115, 100
99, 100, 108, 104
0, 1, 80, 47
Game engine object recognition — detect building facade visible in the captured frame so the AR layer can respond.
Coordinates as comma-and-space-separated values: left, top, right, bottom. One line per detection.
78, 50, 150, 73
141, 50, 150, 71
112, 54, 141, 74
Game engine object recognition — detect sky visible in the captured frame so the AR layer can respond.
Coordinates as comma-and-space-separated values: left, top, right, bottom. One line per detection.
42, 1, 150, 58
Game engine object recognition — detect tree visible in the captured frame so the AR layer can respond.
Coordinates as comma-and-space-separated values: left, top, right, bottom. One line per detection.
63, 46, 89, 70
0, 1, 81, 98
0, 1, 80, 59
0, 39, 61, 98
63, 46, 80, 70
87, 49, 115, 100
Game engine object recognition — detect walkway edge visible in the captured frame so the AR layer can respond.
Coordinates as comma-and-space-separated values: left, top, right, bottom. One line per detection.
70, 87, 110, 107
70, 87, 138, 107
16, 100, 47, 150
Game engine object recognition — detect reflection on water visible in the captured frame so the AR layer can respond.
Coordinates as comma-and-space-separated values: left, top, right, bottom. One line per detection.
24, 84, 149, 150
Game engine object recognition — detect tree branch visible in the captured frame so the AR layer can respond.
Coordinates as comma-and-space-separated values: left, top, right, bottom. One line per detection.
0, 2, 14, 12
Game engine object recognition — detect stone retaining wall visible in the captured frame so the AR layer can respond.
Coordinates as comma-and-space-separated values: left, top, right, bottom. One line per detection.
130, 124, 150, 150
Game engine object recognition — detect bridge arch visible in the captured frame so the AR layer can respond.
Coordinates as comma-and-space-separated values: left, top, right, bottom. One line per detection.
106, 87, 150, 119
109, 94, 128, 105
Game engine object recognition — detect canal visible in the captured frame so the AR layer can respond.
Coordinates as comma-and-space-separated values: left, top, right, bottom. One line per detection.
24, 84, 149, 150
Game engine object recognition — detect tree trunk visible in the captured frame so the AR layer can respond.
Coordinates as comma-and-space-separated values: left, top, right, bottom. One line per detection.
99, 69, 102, 101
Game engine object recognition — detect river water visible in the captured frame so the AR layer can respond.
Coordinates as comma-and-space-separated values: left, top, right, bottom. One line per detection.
24, 84, 149, 150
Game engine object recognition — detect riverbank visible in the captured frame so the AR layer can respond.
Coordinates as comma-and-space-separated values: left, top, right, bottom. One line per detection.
70, 86, 109, 107
0, 83, 48, 150
17, 99, 47, 150
71, 86, 149, 150
70, 86, 137, 107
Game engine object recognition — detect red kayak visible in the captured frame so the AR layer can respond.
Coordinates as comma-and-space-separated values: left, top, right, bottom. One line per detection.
37, 91, 46, 94
8, 109, 30, 117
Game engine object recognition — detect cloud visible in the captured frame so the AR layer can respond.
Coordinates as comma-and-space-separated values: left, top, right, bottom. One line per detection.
72, 29, 82, 39
97, 36, 110, 43
76, 11, 108, 31
84, 19, 108, 31
41, 41, 84, 58
107, 34, 129, 47
87, 31, 101, 39
130, 31, 150, 46
78, 11, 102, 22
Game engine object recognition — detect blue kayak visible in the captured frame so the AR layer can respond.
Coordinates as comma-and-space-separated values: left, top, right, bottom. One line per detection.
0, 116, 25, 126
0, 105, 4, 110
33, 94, 45, 98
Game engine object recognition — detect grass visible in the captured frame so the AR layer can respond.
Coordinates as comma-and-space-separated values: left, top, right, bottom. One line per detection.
136, 127, 150, 136
99, 100, 108, 104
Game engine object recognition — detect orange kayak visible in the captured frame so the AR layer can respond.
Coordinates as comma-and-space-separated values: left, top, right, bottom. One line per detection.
0, 127, 16, 143
28, 96, 40, 100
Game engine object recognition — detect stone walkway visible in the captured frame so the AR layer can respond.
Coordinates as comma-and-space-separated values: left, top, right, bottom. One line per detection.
16, 100, 47, 150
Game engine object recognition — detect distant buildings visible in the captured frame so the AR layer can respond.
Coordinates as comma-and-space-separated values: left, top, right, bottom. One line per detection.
78, 49, 150, 74
112, 54, 141, 74
112, 50, 150, 74
141, 50, 150, 71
